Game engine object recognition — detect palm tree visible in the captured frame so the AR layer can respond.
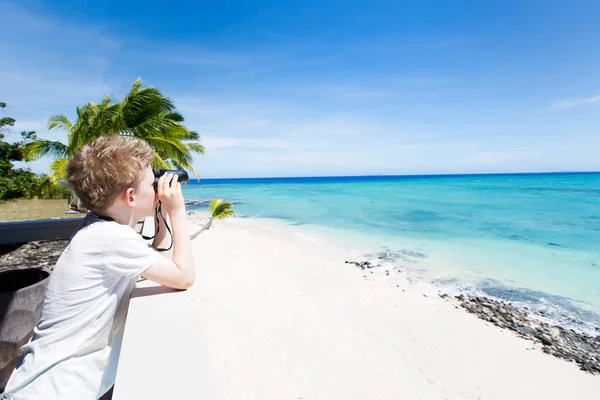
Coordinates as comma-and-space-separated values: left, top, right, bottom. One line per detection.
190, 199, 235, 239
22, 79, 205, 210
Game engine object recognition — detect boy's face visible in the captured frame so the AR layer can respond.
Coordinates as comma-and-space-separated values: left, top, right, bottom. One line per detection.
134, 166, 157, 218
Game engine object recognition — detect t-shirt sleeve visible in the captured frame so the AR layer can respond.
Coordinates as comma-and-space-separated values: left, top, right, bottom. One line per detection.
103, 225, 161, 278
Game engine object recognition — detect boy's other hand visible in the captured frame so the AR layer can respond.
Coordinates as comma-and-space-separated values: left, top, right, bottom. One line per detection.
157, 173, 186, 216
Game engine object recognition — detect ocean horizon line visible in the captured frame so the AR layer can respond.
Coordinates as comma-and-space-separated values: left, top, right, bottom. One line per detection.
190, 170, 600, 183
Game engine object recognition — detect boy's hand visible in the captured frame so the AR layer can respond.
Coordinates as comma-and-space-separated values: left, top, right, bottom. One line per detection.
157, 173, 186, 216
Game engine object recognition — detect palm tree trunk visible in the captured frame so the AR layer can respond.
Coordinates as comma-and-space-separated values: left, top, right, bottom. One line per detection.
190, 218, 213, 240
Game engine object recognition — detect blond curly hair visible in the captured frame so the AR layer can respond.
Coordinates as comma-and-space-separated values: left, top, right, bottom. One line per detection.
67, 135, 155, 212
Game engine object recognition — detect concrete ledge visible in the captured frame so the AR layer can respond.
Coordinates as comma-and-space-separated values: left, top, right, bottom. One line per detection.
113, 277, 216, 399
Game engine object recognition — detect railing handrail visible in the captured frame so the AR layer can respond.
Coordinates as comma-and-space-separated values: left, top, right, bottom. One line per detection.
0, 218, 84, 245
0, 217, 148, 245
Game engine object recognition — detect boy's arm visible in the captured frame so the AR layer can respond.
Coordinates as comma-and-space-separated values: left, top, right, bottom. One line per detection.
142, 174, 195, 289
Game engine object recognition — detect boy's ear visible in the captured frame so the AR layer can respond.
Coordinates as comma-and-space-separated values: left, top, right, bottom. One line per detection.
124, 187, 136, 207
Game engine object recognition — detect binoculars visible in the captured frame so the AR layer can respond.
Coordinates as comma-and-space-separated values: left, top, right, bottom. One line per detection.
153, 169, 189, 191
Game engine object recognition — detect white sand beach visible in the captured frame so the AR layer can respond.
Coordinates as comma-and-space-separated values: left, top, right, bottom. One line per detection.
114, 216, 600, 399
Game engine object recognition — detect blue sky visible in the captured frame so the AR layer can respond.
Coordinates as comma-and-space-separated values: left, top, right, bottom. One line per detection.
2, 0, 600, 178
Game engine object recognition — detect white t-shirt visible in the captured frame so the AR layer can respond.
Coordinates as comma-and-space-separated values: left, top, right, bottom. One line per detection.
2, 214, 160, 400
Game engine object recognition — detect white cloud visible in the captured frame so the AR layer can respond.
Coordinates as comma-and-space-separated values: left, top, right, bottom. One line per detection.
550, 95, 600, 111
201, 137, 288, 152
173, 92, 453, 177
177, 94, 437, 155
457, 147, 534, 165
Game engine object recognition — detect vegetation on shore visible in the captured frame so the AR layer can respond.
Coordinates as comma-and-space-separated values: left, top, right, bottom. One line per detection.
0, 102, 69, 201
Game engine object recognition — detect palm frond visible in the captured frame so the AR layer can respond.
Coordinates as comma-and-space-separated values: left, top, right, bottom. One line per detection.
126, 118, 185, 140
68, 98, 120, 150
209, 199, 235, 219
49, 157, 70, 183
48, 114, 73, 132
76, 103, 93, 120
164, 111, 185, 122
119, 80, 175, 130
185, 163, 200, 180
148, 148, 173, 170
185, 142, 205, 154
145, 136, 193, 164
21, 140, 69, 161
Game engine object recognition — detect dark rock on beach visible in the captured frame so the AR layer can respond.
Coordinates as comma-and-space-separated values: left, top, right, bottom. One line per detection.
451, 295, 600, 374
0, 240, 68, 273
345, 260, 377, 270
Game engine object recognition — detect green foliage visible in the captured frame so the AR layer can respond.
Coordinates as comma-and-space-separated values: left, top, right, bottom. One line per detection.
189, 199, 235, 239
23, 78, 205, 186
0, 103, 33, 200
0, 173, 70, 201
35, 175, 70, 199
0, 168, 38, 200
0, 103, 67, 200
0, 129, 36, 200
0, 117, 15, 130
0, 101, 16, 131
0, 133, 22, 174
209, 198, 236, 220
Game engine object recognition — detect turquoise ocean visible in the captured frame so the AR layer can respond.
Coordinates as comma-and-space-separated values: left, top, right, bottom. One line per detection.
182, 172, 600, 335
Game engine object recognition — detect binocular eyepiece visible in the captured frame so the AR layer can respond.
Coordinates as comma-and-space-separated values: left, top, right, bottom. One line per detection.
153, 169, 189, 191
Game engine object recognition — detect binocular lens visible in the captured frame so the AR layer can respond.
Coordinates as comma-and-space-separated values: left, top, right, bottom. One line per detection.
153, 169, 189, 190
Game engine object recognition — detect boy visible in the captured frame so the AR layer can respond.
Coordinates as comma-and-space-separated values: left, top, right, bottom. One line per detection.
2, 135, 195, 399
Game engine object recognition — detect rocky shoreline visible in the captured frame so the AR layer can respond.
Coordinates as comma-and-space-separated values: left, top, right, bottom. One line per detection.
451, 294, 600, 374
346, 257, 600, 374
